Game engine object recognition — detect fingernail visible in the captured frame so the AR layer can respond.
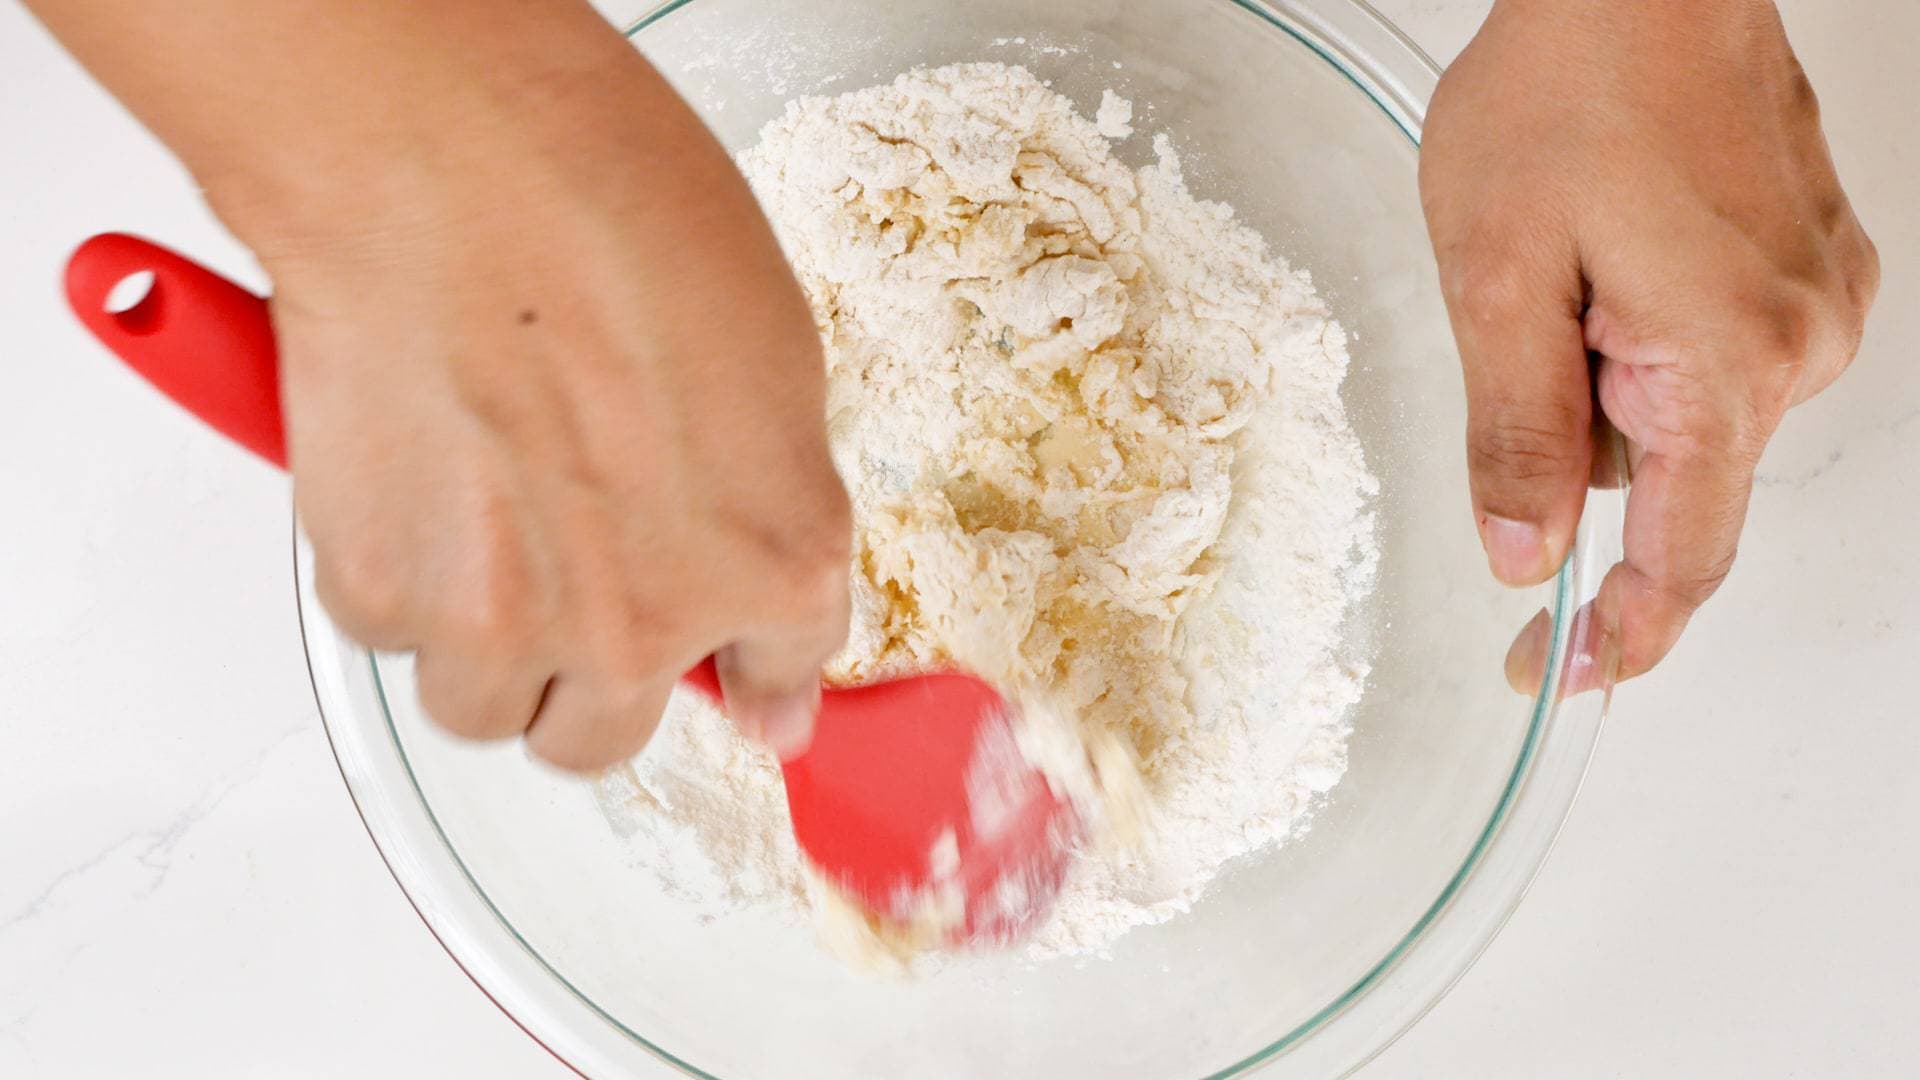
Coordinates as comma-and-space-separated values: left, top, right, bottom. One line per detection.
1481, 515, 1549, 586
1504, 608, 1552, 696
746, 694, 817, 761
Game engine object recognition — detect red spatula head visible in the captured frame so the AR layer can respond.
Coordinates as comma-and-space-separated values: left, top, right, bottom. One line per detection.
786, 672, 1076, 945
685, 660, 1078, 946
66, 232, 1083, 953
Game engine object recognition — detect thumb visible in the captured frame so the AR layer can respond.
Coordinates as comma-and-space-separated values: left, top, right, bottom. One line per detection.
714, 613, 846, 760
1437, 240, 1595, 585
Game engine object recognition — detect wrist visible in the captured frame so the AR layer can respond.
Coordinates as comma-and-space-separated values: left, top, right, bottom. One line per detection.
188, 9, 666, 256
1490, 0, 1773, 24
1480, 0, 1786, 75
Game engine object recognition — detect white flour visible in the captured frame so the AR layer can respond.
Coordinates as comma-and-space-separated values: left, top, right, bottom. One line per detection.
595, 62, 1377, 962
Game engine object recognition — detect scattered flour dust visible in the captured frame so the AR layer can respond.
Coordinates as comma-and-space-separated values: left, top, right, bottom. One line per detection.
594, 62, 1378, 964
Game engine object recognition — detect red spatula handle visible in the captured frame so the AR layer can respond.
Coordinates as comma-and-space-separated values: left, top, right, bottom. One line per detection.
66, 233, 286, 468
63, 231, 728, 705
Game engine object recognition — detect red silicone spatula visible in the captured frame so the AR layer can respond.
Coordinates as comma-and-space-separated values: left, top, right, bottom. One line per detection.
65, 231, 1079, 948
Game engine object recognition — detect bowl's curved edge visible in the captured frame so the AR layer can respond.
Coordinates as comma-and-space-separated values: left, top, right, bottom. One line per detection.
294, 516, 595, 1080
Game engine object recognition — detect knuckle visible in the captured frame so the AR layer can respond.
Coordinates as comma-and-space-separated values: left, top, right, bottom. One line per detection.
433, 707, 503, 741
1788, 64, 1822, 120
723, 673, 809, 710
1674, 413, 1747, 465
772, 526, 853, 620
529, 686, 667, 773
1847, 232, 1883, 318
790, 476, 855, 560
735, 481, 854, 620
1741, 294, 1822, 425
421, 685, 525, 742
437, 533, 540, 654
1469, 414, 1584, 485
541, 733, 651, 775
533, 745, 605, 774
1660, 548, 1739, 610
527, 729, 624, 774
1450, 256, 1537, 334
573, 596, 686, 682
1754, 297, 1818, 371
314, 539, 411, 635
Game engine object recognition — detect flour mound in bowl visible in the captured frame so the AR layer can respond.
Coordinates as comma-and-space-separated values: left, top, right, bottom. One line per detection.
594, 62, 1379, 962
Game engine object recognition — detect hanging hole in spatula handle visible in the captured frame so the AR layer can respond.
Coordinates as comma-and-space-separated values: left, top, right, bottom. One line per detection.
65, 232, 286, 468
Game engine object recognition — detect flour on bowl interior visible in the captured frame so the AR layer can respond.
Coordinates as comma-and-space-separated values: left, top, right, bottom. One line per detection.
593, 62, 1378, 963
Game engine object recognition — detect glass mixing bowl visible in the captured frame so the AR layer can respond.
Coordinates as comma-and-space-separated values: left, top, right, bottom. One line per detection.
298, 1, 1625, 1076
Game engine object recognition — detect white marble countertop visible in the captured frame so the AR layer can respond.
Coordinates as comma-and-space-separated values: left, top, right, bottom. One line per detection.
2, 1, 1914, 1076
